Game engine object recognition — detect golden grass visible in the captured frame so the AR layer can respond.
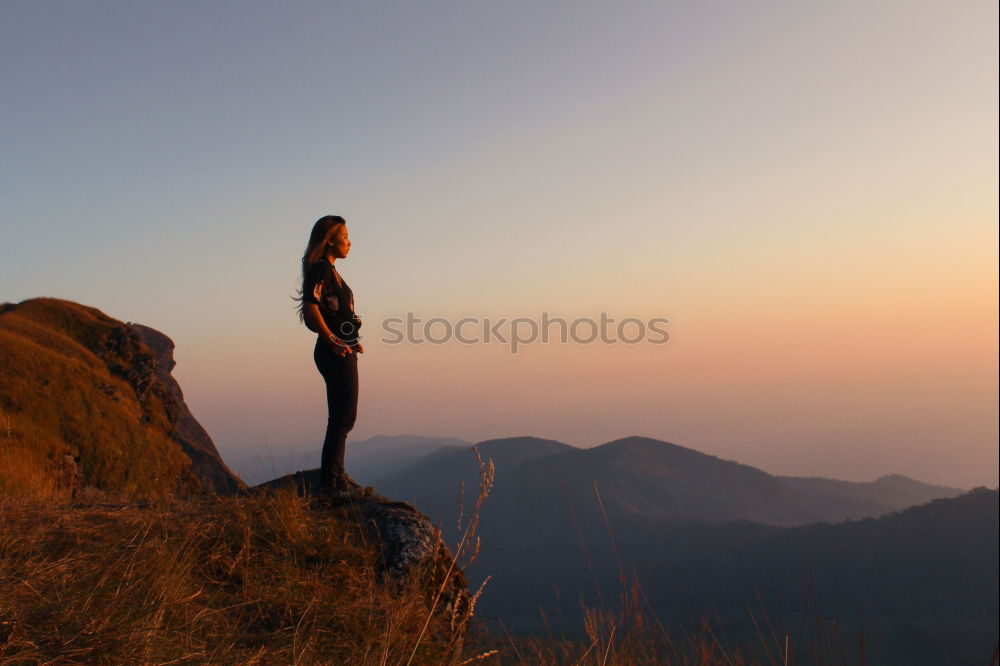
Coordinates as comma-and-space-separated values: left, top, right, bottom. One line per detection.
0, 441, 64, 503
0, 299, 196, 498
484, 582, 752, 666
0, 488, 474, 665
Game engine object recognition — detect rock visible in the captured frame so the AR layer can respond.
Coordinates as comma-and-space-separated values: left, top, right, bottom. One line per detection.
131, 324, 246, 495
259, 470, 471, 629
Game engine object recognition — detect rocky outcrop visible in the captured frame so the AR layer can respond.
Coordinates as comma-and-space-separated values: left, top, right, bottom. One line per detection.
0, 298, 244, 497
131, 324, 245, 495
260, 470, 470, 620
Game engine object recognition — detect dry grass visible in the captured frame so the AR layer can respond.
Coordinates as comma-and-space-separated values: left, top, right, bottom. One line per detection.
0, 446, 503, 665
0, 299, 196, 498
0, 488, 477, 665
469, 556, 754, 666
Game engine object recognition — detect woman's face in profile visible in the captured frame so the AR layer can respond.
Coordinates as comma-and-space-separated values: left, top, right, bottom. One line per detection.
329, 225, 351, 259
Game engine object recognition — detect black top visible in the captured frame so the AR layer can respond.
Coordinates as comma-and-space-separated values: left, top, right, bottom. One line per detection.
303, 260, 362, 345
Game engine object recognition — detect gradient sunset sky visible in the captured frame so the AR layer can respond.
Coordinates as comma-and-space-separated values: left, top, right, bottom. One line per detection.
2, 2, 997, 488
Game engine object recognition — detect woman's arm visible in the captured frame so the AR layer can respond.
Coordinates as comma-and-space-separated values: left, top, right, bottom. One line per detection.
303, 302, 354, 356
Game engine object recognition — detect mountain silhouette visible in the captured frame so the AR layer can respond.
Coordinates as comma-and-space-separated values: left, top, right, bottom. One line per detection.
344, 434, 470, 483
776, 472, 963, 520
371, 435, 989, 663
376, 435, 961, 536
375, 435, 574, 515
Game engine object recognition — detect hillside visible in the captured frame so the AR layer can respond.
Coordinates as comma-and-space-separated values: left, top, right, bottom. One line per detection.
776, 472, 963, 520
374, 436, 575, 522
477, 488, 999, 665
377, 436, 573, 485
376, 435, 962, 539
0, 489, 474, 664
367, 437, 993, 663
0, 298, 492, 665
346, 435, 471, 483
0, 298, 242, 498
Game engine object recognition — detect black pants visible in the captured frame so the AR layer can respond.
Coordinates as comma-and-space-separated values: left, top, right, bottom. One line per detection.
313, 339, 359, 488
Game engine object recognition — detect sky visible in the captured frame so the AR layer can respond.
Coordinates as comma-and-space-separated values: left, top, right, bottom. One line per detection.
2, 1, 997, 488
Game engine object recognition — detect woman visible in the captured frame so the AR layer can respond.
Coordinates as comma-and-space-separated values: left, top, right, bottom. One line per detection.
298, 215, 365, 496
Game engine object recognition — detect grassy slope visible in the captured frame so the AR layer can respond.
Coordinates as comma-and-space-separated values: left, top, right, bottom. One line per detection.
0, 491, 746, 666
0, 298, 197, 499
0, 489, 469, 665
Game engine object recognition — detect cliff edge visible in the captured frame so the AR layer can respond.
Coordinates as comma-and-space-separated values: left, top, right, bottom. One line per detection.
0, 297, 242, 497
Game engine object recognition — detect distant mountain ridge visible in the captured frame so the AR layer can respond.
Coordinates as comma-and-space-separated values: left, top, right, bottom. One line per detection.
775, 472, 961, 520
376, 435, 573, 487
375, 435, 963, 533
364, 435, 990, 664
346, 434, 470, 483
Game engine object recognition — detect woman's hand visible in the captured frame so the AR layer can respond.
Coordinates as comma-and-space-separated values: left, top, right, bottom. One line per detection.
325, 334, 353, 357
355, 342, 364, 354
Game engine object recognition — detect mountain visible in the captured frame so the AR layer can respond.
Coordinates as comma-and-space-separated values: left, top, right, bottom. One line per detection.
347, 434, 470, 483
531, 436, 962, 525
0, 298, 243, 497
370, 434, 991, 663
377, 435, 573, 484
776, 473, 963, 521
511, 435, 816, 524
0, 485, 472, 664
373, 435, 575, 525
377, 435, 962, 538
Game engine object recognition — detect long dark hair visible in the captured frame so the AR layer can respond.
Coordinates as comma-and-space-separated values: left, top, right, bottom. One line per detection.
294, 215, 346, 320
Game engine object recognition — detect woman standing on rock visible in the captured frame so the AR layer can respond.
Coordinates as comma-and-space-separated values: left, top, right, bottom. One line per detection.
298, 215, 365, 497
